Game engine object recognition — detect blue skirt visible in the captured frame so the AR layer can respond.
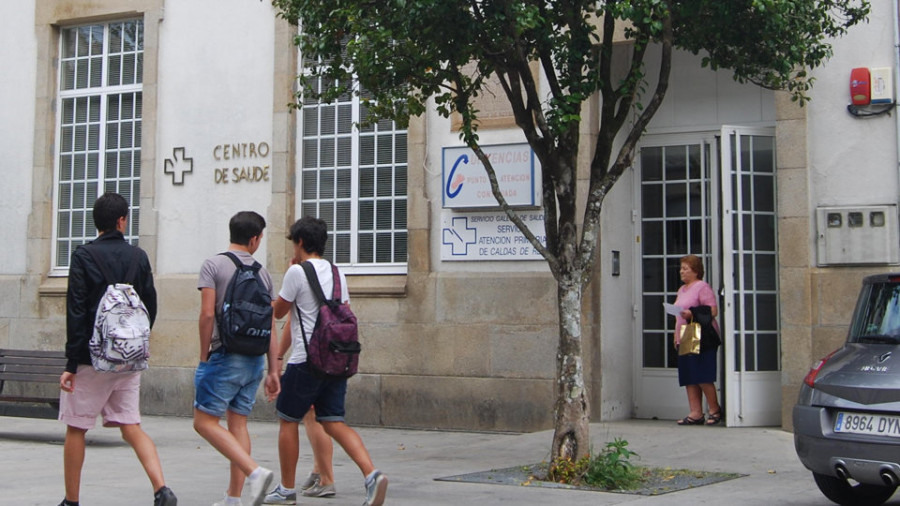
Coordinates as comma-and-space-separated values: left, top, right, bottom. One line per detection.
677, 349, 718, 386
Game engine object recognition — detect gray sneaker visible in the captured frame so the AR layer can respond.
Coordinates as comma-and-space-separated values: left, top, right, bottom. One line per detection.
263, 485, 297, 505
299, 472, 320, 491
301, 482, 336, 498
363, 471, 388, 506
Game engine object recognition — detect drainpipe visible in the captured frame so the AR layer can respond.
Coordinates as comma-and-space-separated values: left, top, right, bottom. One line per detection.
893, 0, 900, 196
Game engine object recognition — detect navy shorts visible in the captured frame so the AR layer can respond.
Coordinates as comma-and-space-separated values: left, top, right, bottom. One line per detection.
276, 362, 347, 423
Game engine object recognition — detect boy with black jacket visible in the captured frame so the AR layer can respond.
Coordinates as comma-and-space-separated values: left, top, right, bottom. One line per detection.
59, 192, 176, 506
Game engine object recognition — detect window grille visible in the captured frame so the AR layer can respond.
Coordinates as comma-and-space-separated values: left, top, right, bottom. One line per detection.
299, 63, 408, 273
54, 19, 143, 269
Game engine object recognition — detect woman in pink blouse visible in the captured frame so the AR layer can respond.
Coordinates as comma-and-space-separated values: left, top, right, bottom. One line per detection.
672, 255, 722, 426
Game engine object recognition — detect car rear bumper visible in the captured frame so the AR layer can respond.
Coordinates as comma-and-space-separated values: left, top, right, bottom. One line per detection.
794, 404, 900, 486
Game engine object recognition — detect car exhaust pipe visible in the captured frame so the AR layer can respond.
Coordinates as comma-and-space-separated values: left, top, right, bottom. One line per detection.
835, 464, 850, 481
880, 469, 899, 487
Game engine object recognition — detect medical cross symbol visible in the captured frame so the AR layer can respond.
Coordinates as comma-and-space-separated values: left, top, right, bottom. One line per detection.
442, 216, 477, 256
164, 147, 193, 185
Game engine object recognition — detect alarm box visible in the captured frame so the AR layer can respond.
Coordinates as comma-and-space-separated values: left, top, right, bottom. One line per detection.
850, 67, 871, 105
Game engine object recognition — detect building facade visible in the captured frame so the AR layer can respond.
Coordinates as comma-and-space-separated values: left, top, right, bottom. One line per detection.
1, 0, 897, 432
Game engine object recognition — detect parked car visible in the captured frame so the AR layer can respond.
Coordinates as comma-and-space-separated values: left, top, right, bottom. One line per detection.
794, 273, 900, 505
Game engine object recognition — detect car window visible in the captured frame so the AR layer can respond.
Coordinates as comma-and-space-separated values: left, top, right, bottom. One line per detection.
848, 281, 900, 343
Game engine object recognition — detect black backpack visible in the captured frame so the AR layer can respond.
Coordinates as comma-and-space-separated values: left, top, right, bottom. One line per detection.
217, 252, 273, 356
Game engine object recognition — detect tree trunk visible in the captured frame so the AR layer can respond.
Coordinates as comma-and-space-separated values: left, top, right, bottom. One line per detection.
551, 275, 590, 461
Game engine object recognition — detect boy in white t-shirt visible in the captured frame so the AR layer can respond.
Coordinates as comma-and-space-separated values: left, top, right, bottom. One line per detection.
267, 217, 388, 506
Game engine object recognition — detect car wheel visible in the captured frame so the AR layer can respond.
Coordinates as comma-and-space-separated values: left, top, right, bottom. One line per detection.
812, 472, 897, 506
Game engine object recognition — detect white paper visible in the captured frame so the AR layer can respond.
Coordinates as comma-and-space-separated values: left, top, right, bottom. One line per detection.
663, 303, 683, 317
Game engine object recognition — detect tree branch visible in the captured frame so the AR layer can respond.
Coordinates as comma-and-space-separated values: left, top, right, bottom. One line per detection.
580, 4, 674, 279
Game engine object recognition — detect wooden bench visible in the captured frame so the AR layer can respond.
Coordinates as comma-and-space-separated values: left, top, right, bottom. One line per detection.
0, 348, 67, 418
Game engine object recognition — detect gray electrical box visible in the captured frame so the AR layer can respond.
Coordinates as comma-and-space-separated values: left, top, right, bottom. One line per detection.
816, 205, 899, 266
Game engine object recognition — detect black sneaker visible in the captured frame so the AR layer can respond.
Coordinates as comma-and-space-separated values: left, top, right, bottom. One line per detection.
154, 486, 177, 506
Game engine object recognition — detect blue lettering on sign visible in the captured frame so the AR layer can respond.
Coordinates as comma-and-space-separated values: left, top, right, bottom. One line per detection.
446, 154, 468, 199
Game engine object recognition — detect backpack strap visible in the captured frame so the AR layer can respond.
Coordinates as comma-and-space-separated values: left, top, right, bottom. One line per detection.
219, 251, 262, 272
329, 263, 342, 301
295, 299, 312, 357
84, 244, 140, 286
295, 260, 341, 354
301, 261, 342, 303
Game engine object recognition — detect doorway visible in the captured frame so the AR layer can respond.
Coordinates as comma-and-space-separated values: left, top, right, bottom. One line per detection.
633, 127, 780, 427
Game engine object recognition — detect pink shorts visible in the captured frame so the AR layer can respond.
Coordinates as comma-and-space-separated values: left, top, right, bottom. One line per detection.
58, 365, 142, 430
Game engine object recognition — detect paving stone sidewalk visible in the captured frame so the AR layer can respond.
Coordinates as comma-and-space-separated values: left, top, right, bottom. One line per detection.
0, 415, 893, 505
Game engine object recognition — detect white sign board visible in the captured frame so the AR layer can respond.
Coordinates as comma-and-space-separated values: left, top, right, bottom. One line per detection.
441, 210, 546, 261
442, 143, 540, 208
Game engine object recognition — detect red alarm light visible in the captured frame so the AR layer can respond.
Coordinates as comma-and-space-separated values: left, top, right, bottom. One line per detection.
850, 67, 871, 105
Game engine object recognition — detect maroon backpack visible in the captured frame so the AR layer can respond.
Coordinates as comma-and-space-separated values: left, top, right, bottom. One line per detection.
296, 261, 360, 378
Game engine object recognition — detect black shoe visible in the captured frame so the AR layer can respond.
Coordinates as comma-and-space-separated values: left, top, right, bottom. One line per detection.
59, 501, 78, 506
676, 414, 705, 426
154, 486, 177, 506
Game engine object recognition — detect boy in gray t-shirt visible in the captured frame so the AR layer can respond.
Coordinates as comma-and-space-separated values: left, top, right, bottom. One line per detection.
193, 211, 280, 506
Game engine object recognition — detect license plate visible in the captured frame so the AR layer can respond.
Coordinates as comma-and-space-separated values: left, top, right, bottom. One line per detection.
834, 411, 900, 437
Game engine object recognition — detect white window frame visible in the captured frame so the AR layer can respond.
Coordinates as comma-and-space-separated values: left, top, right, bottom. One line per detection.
296, 50, 408, 275
51, 19, 144, 274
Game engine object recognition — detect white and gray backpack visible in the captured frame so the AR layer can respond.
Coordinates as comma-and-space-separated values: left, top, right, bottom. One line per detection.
84, 246, 151, 373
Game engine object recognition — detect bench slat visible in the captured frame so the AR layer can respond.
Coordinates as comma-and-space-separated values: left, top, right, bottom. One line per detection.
0, 395, 59, 404
0, 363, 62, 373
0, 364, 62, 372
0, 349, 66, 358
0, 372, 61, 382
0, 355, 66, 364
0, 359, 66, 365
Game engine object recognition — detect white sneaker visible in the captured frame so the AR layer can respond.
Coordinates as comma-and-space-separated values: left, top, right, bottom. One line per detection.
213, 495, 243, 506
363, 471, 388, 506
248, 468, 275, 506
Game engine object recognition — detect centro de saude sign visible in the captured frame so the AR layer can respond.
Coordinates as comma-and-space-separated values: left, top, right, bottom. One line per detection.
163, 141, 273, 186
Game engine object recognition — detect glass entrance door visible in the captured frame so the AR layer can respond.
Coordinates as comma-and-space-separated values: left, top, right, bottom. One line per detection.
634, 136, 719, 420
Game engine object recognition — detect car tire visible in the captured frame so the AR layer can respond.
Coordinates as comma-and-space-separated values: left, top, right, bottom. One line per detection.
812, 472, 898, 506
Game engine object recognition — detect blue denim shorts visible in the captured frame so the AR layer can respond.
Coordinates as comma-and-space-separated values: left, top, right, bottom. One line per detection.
194, 351, 265, 417
276, 362, 347, 423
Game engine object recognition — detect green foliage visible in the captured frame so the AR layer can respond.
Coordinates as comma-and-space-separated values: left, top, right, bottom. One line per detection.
584, 438, 643, 490
546, 438, 644, 490
273, 0, 869, 137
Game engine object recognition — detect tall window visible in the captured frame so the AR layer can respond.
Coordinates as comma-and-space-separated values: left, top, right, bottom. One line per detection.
54, 19, 143, 269
299, 74, 408, 273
